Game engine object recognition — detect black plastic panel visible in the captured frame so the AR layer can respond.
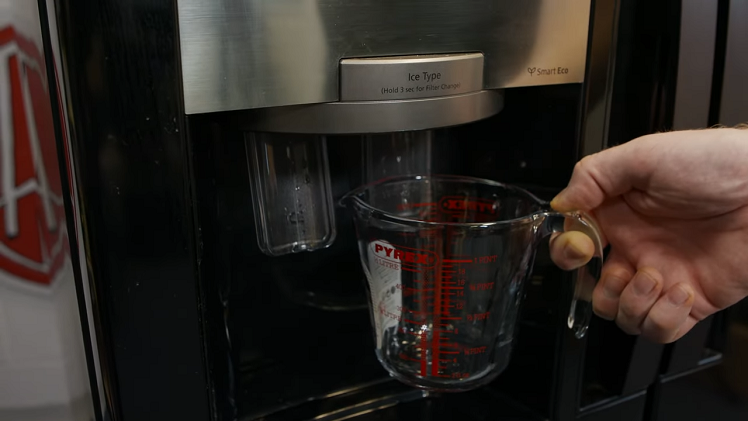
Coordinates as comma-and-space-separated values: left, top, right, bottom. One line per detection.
649, 366, 748, 421
577, 391, 647, 421
608, 0, 682, 145
54, 0, 210, 419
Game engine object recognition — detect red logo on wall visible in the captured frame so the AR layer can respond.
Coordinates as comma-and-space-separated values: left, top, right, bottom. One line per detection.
0, 26, 68, 286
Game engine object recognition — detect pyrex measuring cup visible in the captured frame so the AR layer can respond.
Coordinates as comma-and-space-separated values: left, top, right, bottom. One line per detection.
341, 175, 603, 391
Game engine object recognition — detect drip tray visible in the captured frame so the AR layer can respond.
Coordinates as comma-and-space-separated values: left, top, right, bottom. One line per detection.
247, 379, 543, 421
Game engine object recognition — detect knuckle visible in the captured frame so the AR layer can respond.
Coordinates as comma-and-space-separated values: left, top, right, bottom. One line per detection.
616, 318, 641, 335
647, 316, 671, 334
617, 300, 642, 321
576, 154, 596, 171
642, 322, 678, 344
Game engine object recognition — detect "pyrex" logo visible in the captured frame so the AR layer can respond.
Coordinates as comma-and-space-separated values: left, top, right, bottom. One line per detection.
439, 196, 497, 215
370, 240, 437, 268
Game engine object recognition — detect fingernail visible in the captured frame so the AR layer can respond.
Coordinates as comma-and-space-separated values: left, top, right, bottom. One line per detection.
668, 285, 692, 306
633, 271, 658, 296
603, 273, 628, 299
563, 241, 587, 262
550, 190, 570, 211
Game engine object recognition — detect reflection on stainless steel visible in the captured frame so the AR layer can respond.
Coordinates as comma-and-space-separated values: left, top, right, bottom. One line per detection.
341, 53, 484, 101
177, 0, 592, 114
240, 90, 504, 134
311, 387, 427, 421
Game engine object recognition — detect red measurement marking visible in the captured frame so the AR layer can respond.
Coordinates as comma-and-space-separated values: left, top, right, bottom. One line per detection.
443, 286, 463, 290
470, 282, 495, 291
402, 267, 420, 273
402, 308, 430, 315
441, 351, 460, 355
397, 202, 436, 211
442, 316, 462, 320
443, 259, 472, 263
439, 196, 496, 214
431, 331, 441, 377
474, 255, 498, 264
467, 312, 490, 321
464, 346, 488, 355
404, 319, 424, 325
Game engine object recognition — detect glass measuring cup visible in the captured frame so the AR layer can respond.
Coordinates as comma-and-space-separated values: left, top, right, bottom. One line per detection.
340, 175, 603, 392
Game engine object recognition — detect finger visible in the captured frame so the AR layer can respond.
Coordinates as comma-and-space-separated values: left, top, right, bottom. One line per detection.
592, 250, 635, 320
616, 268, 664, 335
549, 231, 596, 270
640, 283, 696, 343
550, 138, 655, 212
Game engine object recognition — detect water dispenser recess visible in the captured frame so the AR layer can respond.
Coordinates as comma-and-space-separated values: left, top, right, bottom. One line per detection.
246, 133, 336, 256
242, 53, 505, 257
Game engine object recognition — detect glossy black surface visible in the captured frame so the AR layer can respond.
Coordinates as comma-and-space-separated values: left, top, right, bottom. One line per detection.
649, 365, 748, 421
707, 0, 732, 126
249, 380, 544, 421
608, 0, 683, 144
54, 0, 210, 419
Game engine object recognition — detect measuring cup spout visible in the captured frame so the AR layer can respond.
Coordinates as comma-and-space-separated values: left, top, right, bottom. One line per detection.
533, 209, 604, 339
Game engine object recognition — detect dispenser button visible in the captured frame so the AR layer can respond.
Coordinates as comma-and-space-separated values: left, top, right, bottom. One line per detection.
340, 53, 484, 101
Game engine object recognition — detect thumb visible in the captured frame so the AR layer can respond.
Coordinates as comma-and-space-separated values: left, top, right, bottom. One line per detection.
551, 138, 653, 212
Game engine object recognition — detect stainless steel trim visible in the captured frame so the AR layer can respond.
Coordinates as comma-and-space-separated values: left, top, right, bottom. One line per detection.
177, 0, 592, 114
719, 0, 748, 126
672, 0, 719, 130
241, 90, 504, 134
340, 53, 484, 101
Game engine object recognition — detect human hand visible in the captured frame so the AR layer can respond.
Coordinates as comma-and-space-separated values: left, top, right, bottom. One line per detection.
550, 128, 748, 343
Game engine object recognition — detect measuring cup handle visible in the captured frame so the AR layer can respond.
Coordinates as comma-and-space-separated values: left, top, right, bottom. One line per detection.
539, 210, 604, 339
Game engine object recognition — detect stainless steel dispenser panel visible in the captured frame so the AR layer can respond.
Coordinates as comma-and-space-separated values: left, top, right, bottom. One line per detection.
241, 90, 504, 134
177, 0, 592, 114
340, 53, 484, 101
